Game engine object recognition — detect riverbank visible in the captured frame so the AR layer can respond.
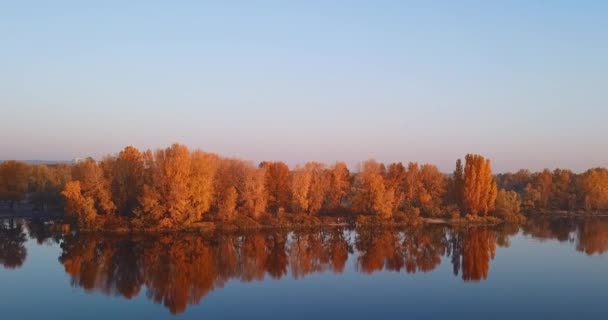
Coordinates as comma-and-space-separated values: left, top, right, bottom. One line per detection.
6, 211, 608, 235
48, 214, 515, 234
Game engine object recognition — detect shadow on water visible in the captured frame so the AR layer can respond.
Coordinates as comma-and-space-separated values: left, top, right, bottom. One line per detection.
2, 217, 608, 314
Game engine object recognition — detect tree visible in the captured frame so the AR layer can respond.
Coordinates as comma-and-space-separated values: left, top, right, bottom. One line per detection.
218, 186, 238, 220
111, 146, 145, 217
550, 169, 576, 210
260, 161, 291, 213
62, 180, 97, 227
579, 168, 608, 211
137, 150, 165, 225
0, 161, 30, 210
462, 154, 498, 216
494, 189, 523, 222
451, 158, 464, 211
417, 164, 446, 216
157, 144, 194, 225
326, 162, 350, 211
351, 160, 394, 219
307, 163, 329, 215
214, 158, 248, 221
189, 150, 218, 222
242, 166, 268, 219
534, 169, 553, 209
522, 183, 541, 211
291, 165, 313, 213
290, 162, 329, 215
384, 162, 407, 213
28, 164, 66, 211
71, 158, 116, 216
138, 144, 193, 227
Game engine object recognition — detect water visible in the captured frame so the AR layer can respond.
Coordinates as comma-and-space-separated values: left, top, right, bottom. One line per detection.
1, 218, 607, 319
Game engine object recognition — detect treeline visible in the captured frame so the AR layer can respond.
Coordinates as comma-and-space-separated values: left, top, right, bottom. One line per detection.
0, 161, 71, 212
1, 144, 607, 229
496, 168, 608, 213
59, 146, 504, 228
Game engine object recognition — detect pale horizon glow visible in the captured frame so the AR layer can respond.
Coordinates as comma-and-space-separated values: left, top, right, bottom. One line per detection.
1, 1, 607, 173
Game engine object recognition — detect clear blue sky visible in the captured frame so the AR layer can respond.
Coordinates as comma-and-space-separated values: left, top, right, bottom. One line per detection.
1, 1, 607, 172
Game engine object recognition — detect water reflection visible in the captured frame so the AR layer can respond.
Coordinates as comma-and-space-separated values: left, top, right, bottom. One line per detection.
2, 218, 608, 314
523, 218, 608, 255
0, 219, 27, 269
56, 226, 512, 313
58, 230, 352, 314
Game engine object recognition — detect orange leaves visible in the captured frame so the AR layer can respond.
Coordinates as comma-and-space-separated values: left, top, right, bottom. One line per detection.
579, 168, 608, 211
61, 180, 97, 227
462, 154, 497, 217
352, 160, 394, 219
0, 160, 31, 205
261, 161, 291, 213
327, 162, 351, 210
290, 162, 329, 215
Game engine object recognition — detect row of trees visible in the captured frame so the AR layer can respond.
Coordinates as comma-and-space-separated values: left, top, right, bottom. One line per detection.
58, 144, 507, 228
2, 144, 607, 228
496, 167, 608, 213
0, 161, 71, 211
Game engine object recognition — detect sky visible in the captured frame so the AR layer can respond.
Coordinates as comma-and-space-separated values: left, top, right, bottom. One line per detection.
1, 1, 607, 173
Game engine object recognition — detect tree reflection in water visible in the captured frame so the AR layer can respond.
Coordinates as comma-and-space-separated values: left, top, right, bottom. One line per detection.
45, 219, 608, 314
0, 219, 27, 269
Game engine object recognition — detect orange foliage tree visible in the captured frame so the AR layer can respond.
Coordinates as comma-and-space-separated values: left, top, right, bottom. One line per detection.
351, 160, 395, 219
260, 161, 291, 213
462, 154, 498, 216
0, 160, 31, 210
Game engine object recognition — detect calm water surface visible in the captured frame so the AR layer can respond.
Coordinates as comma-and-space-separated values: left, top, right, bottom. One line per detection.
1, 218, 607, 319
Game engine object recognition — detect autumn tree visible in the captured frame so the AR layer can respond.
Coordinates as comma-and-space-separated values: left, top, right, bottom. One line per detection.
578, 168, 608, 211
291, 162, 329, 215
384, 162, 407, 213
533, 169, 553, 209
218, 186, 238, 219
307, 163, 330, 215
137, 149, 164, 225
70, 158, 115, 216
291, 165, 312, 214
28, 164, 69, 211
242, 165, 268, 219
494, 189, 523, 222
550, 169, 576, 210
351, 160, 394, 219
495, 169, 531, 193
450, 158, 464, 211
0, 160, 30, 210
462, 154, 498, 216
325, 162, 351, 211
62, 180, 97, 227
189, 150, 218, 222
137, 144, 193, 227
384, 162, 446, 216
416, 164, 446, 216
109, 146, 145, 217
260, 161, 291, 213
214, 158, 248, 221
